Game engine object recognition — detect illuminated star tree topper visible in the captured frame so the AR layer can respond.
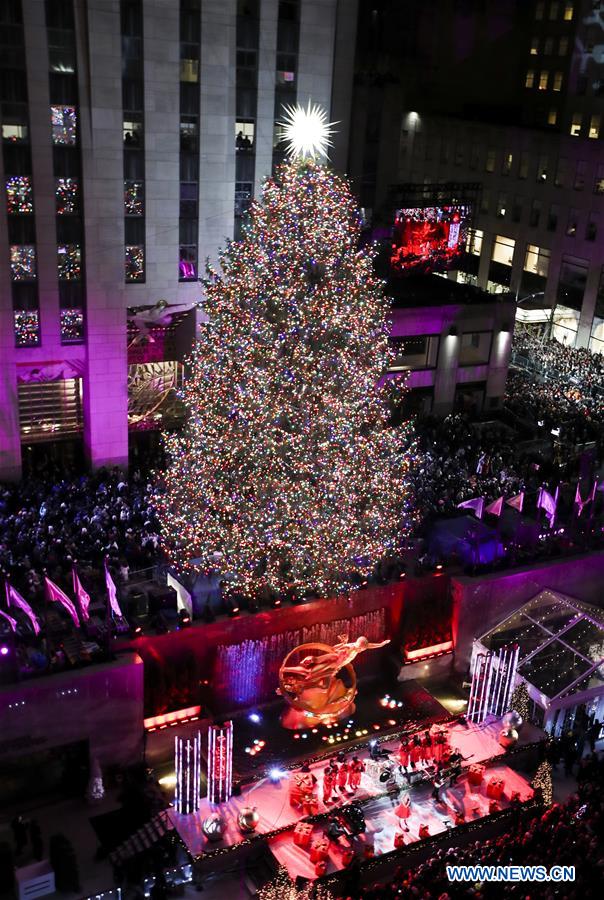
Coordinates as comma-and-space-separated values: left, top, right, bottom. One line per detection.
157, 156, 416, 602
278, 99, 337, 160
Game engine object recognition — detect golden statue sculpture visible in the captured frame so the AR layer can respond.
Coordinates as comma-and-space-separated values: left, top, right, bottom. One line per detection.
278, 634, 390, 729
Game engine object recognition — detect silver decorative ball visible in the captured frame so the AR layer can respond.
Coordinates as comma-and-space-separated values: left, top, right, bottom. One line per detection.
499, 726, 519, 749
503, 710, 523, 731
237, 806, 260, 833
202, 812, 227, 841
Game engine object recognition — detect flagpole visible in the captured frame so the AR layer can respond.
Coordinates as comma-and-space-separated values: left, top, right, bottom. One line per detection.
42, 568, 52, 663
104, 555, 113, 659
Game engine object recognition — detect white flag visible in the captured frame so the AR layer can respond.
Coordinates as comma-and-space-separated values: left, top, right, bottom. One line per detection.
457, 497, 484, 519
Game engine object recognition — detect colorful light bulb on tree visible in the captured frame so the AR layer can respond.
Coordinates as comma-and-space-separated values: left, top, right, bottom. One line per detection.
157, 103, 415, 601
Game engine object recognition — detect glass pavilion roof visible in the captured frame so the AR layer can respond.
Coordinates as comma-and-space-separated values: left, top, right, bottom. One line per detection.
479, 590, 604, 702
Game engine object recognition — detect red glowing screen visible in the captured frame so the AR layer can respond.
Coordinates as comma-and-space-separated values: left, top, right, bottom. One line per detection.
390, 205, 471, 275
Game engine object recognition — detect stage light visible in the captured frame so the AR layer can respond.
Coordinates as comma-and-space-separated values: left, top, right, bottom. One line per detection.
369, 739, 377, 747
0, 646, 9, 656
158, 773, 177, 788
269, 768, 287, 782
248, 713, 261, 724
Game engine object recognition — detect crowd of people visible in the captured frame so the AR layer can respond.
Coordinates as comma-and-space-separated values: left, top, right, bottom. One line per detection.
343, 752, 604, 899
0, 466, 160, 615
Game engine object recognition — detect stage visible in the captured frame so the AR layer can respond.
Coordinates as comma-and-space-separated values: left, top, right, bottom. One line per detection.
168, 716, 541, 877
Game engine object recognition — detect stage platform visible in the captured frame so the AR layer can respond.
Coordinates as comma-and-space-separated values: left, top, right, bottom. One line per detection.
168, 716, 542, 864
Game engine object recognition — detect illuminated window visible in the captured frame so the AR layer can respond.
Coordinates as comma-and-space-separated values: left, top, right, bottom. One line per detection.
57, 244, 81, 280
524, 244, 551, 277
589, 115, 600, 139
485, 148, 496, 172
55, 177, 79, 215
548, 108, 558, 126
553, 72, 563, 91
60, 308, 84, 343
594, 164, 604, 194
558, 36, 568, 55
51, 105, 77, 145
519, 151, 529, 179
549, 2, 559, 20
525, 69, 535, 89
124, 180, 144, 216
574, 161, 586, 190
566, 209, 578, 236
125, 245, 144, 281
530, 37, 539, 55
180, 59, 199, 83
14, 309, 40, 347
466, 228, 483, 256
2, 123, 28, 143
123, 120, 143, 146
491, 235, 515, 266
502, 152, 513, 174
10, 245, 37, 281
235, 121, 255, 149
570, 114, 582, 137
563, 3, 573, 20
6, 176, 33, 214
539, 70, 549, 90
536, 1, 544, 19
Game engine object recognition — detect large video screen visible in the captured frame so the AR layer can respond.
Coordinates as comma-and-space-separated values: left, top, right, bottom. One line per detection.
390, 205, 471, 275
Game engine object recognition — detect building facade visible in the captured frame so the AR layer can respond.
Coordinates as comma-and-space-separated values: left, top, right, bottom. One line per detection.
0, 0, 356, 480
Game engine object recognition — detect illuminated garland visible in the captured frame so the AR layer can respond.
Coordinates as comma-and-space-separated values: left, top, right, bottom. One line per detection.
531, 760, 553, 806
157, 159, 418, 599
509, 681, 530, 722
259, 866, 335, 900
57, 244, 81, 281
14, 310, 40, 347
6, 176, 33, 214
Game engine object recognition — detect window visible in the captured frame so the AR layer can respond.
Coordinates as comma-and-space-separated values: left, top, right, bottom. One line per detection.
480, 192, 490, 215
124, 180, 144, 216
557, 255, 589, 312
512, 197, 523, 223
563, 3, 573, 20
537, 154, 548, 181
519, 150, 529, 179
10, 245, 36, 281
530, 36, 539, 55
544, 37, 554, 55
440, 139, 451, 164
558, 36, 568, 55
180, 58, 199, 83
502, 152, 513, 174
55, 177, 79, 215
125, 245, 144, 282
459, 332, 492, 365
566, 208, 578, 236
469, 144, 480, 170
51, 105, 77, 145
548, 108, 558, 126
594, 164, 604, 194
6, 175, 33, 214
549, 1, 559, 19
491, 235, 515, 266
388, 335, 440, 371
496, 193, 507, 218
524, 244, 551, 278
57, 244, 81, 281
466, 228, 483, 256
235, 120, 255, 149
574, 161, 586, 190
536, 1, 544, 19
529, 199, 542, 227
553, 72, 563, 91
455, 143, 464, 166
547, 204, 559, 231
586, 213, 599, 242
525, 70, 535, 89
570, 114, 582, 137
539, 70, 549, 90
555, 157, 567, 187
180, 118, 198, 152
2, 123, 28, 143
485, 148, 496, 172
235, 181, 253, 217
589, 115, 600, 139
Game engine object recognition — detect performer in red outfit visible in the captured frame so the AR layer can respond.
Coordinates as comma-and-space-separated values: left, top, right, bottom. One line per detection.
348, 756, 364, 791
410, 735, 422, 768
336, 758, 350, 791
420, 730, 432, 764
398, 739, 410, 769
322, 765, 336, 804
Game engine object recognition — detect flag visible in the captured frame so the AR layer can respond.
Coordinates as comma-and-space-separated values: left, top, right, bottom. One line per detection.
45, 576, 80, 628
457, 497, 484, 519
0, 608, 18, 632
72, 565, 91, 621
5, 581, 41, 635
506, 493, 524, 513
484, 497, 504, 517
537, 486, 558, 526
104, 559, 123, 618
575, 483, 587, 517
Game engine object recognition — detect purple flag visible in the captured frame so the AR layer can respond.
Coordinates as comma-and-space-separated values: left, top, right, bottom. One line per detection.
0, 608, 18, 632
104, 560, 124, 618
45, 577, 80, 628
72, 566, 91, 621
6, 582, 41, 635
457, 497, 484, 519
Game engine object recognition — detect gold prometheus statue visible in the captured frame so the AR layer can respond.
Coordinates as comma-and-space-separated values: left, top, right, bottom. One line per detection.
278, 635, 390, 729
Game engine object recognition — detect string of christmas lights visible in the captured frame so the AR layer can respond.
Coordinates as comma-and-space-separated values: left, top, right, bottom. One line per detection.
57, 244, 81, 281
125, 245, 145, 281
55, 177, 79, 215
14, 310, 40, 347
10, 245, 37, 281
51, 105, 77, 146
157, 158, 418, 601
6, 176, 34, 214
60, 308, 84, 342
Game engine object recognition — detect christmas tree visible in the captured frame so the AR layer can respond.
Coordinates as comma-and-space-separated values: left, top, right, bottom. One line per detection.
158, 105, 415, 601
